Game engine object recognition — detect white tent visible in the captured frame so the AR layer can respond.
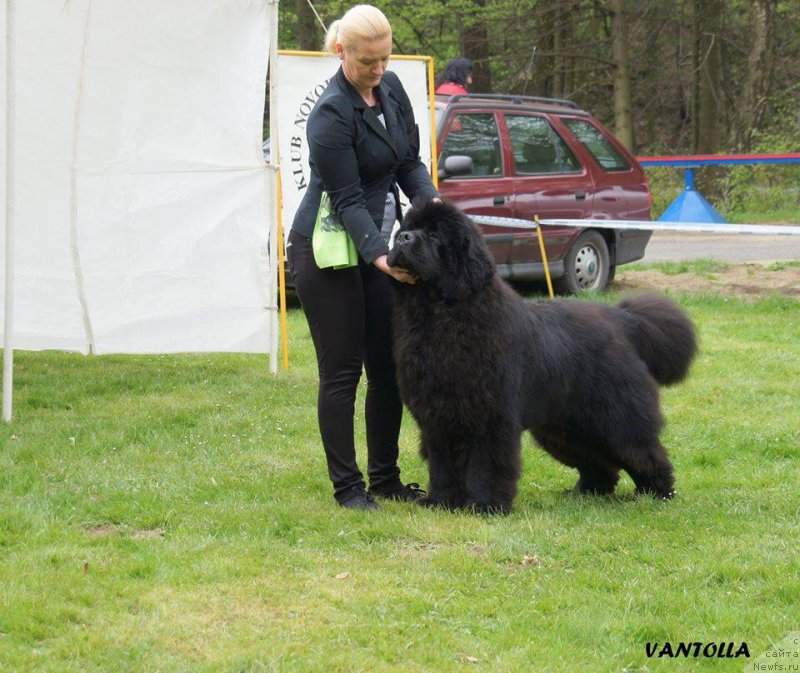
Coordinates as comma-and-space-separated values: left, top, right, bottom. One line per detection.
2, 0, 281, 419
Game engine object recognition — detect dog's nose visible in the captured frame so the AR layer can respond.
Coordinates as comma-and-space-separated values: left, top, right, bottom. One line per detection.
395, 231, 413, 245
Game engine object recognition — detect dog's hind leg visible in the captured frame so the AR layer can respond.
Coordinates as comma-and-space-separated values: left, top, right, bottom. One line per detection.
531, 426, 619, 496
573, 462, 620, 495
621, 442, 675, 499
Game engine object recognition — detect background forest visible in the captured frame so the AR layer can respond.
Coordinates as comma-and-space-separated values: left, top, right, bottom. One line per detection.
274, 0, 800, 217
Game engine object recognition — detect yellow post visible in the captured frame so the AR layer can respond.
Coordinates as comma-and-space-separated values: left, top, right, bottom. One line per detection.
276, 168, 290, 370
535, 215, 554, 299
426, 56, 439, 188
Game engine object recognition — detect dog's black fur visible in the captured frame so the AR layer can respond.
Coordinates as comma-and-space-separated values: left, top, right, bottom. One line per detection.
388, 201, 697, 513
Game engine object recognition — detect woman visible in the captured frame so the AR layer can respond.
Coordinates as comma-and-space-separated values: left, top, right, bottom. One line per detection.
287, 5, 439, 510
434, 57, 473, 95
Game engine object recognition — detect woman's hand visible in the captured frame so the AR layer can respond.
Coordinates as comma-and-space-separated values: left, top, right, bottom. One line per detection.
373, 254, 418, 284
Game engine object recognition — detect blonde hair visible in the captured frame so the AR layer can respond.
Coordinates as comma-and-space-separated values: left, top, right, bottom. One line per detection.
324, 5, 391, 54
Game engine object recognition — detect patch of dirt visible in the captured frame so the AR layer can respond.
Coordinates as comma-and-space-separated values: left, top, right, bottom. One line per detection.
505, 554, 544, 573
398, 540, 444, 555
615, 263, 800, 300
86, 524, 118, 538
397, 541, 490, 557
130, 528, 165, 540
85, 524, 165, 540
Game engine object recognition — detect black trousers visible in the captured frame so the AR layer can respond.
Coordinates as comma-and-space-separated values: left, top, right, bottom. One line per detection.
287, 230, 404, 502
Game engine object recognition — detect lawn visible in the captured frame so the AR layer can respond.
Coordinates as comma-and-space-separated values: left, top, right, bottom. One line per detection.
1, 289, 798, 672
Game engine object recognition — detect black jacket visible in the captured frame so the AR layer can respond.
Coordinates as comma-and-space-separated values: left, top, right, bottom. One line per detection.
291, 67, 439, 264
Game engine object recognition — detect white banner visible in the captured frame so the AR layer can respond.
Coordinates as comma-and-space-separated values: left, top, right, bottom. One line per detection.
275, 52, 432, 239
1, 0, 273, 354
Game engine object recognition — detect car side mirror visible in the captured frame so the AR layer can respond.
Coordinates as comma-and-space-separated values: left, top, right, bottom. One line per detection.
438, 155, 473, 181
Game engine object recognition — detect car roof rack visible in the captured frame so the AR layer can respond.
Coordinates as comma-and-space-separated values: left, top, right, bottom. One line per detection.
446, 93, 582, 110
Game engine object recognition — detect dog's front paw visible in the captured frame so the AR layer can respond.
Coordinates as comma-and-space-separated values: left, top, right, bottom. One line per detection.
418, 493, 462, 510
466, 500, 511, 516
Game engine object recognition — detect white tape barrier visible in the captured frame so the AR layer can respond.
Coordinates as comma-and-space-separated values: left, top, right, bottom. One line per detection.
471, 215, 800, 236
541, 219, 800, 235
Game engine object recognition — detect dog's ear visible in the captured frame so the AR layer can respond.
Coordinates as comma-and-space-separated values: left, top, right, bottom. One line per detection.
437, 214, 495, 303
439, 251, 494, 303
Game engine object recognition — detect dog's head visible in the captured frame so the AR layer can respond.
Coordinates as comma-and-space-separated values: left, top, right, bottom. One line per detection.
387, 200, 495, 303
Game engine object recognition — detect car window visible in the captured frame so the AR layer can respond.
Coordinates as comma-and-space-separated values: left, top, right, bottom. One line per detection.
439, 113, 502, 177
563, 119, 630, 171
505, 114, 581, 175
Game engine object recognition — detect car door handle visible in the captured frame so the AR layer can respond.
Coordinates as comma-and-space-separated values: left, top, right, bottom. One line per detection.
575, 191, 587, 201
493, 196, 507, 206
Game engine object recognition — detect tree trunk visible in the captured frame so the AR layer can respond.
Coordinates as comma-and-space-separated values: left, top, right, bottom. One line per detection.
731, 0, 776, 151
610, 0, 635, 150
297, 0, 318, 51
693, 0, 724, 154
691, 0, 700, 151
553, 4, 565, 98
553, 18, 564, 98
534, 6, 556, 98
460, 0, 492, 93
551, 2, 577, 99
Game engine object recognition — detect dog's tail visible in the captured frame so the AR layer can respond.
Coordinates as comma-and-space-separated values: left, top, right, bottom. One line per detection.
614, 294, 697, 385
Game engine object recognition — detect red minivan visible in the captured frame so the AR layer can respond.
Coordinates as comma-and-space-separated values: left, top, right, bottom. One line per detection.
435, 94, 652, 293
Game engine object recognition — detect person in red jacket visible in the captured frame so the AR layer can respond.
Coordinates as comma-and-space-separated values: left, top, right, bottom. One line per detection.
434, 57, 473, 95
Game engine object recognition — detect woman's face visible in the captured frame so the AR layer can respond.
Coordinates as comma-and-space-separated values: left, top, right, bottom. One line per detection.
338, 34, 392, 95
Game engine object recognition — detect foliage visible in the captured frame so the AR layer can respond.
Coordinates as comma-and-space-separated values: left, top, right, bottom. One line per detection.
276, 0, 800, 158
718, 96, 800, 216
270, 1, 800, 215
2, 293, 799, 671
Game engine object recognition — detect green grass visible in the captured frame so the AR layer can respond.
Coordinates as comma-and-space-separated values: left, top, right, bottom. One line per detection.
625, 258, 730, 276
761, 260, 800, 272
728, 205, 800, 225
1, 293, 799, 672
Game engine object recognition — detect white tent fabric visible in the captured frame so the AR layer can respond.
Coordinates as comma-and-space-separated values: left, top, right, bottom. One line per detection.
275, 53, 432, 237
1, 0, 274, 354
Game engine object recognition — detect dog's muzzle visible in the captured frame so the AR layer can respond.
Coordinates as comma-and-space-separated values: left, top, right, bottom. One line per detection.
387, 231, 414, 269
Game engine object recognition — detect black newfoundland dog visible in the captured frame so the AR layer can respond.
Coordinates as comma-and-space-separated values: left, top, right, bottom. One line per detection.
387, 201, 697, 513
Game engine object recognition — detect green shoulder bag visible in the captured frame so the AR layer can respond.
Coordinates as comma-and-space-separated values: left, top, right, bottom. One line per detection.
312, 192, 358, 269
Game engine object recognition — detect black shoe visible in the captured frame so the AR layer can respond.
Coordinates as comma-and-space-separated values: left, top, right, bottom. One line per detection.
339, 490, 380, 511
369, 482, 427, 502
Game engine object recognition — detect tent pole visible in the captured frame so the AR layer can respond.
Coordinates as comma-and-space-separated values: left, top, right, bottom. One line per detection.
267, 0, 280, 375
3, 0, 15, 423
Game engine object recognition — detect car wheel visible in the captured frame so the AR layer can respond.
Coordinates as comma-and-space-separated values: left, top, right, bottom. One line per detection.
555, 230, 610, 294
